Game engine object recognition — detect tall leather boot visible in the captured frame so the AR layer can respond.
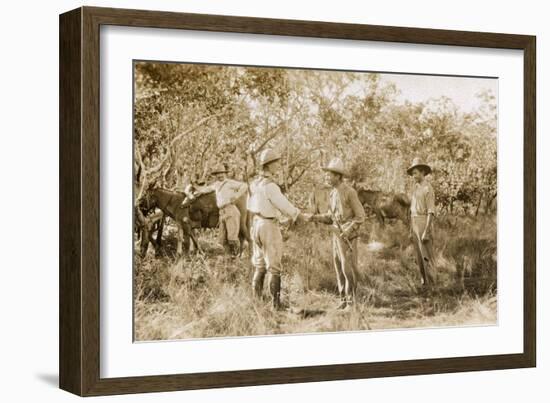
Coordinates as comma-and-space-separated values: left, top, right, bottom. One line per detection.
252, 269, 266, 299
229, 240, 240, 257
267, 273, 282, 310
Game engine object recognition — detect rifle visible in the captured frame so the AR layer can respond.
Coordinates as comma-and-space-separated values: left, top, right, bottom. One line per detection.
332, 218, 354, 251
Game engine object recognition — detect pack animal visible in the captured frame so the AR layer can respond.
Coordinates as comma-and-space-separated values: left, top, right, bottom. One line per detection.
140, 187, 250, 255
356, 189, 410, 227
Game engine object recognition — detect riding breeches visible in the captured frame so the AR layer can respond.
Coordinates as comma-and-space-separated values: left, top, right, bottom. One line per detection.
250, 216, 283, 276
218, 204, 240, 245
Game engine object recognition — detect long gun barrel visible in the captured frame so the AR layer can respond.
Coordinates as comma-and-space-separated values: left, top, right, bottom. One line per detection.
333, 219, 354, 251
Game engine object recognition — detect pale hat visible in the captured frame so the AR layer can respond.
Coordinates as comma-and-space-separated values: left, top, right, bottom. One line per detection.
258, 148, 281, 167
407, 157, 432, 176
322, 157, 347, 176
210, 163, 228, 175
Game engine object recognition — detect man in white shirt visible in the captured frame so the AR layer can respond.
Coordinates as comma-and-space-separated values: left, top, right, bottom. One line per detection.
407, 157, 436, 289
248, 149, 309, 310
186, 164, 248, 256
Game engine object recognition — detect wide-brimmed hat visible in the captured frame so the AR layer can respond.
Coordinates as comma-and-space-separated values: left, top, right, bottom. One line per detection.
407, 158, 432, 176
258, 148, 281, 167
210, 163, 228, 175
322, 157, 347, 176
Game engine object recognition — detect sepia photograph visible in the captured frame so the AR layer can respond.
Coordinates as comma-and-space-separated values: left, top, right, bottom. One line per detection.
133, 61, 498, 341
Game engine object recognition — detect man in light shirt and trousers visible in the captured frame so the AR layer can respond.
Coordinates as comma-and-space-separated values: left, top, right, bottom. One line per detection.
311, 158, 366, 310
186, 163, 248, 256
248, 148, 308, 310
407, 158, 436, 289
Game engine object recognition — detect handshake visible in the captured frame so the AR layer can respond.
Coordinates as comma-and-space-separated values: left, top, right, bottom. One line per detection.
295, 212, 314, 225
291, 213, 331, 226
280, 212, 312, 227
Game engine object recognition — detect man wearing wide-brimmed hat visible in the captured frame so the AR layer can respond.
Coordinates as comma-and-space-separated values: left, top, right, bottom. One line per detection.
311, 157, 366, 309
186, 163, 248, 256
247, 148, 309, 310
407, 157, 436, 288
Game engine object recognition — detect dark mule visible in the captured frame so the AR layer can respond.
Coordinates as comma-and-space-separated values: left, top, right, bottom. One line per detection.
180, 186, 252, 255
140, 188, 201, 255
357, 189, 410, 227
141, 187, 251, 255
135, 207, 165, 257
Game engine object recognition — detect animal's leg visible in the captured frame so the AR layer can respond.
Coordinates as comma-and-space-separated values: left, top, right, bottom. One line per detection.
377, 210, 385, 228
140, 226, 150, 257
176, 224, 184, 256
177, 218, 194, 255
245, 213, 253, 256
155, 214, 165, 253
238, 212, 252, 255
182, 216, 202, 254
189, 230, 203, 254
182, 218, 196, 253
183, 234, 191, 253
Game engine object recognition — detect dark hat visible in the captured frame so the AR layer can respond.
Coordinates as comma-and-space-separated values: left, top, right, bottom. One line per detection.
210, 163, 229, 175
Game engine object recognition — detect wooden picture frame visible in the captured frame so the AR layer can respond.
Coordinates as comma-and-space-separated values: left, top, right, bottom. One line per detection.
59, 6, 536, 396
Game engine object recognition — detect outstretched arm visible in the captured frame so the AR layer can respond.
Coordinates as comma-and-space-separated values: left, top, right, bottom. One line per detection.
312, 213, 333, 225
191, 183, 216, 199
266, 183, 300, 221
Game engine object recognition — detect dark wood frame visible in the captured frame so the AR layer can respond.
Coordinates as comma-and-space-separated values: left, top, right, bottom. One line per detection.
59, 6, 536, 396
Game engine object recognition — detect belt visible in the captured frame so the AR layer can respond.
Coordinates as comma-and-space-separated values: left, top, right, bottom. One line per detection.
251, 212, 275, 220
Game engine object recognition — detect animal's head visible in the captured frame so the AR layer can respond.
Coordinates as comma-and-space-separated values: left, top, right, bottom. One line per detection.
138, 185, 158, 212
356, 188, 380, 208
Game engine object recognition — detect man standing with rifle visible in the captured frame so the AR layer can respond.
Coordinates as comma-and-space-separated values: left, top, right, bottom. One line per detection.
407, 157, 436, 290
311, 158, 366, 310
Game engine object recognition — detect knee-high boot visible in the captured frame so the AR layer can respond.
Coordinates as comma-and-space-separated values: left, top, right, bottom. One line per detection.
252, 269, 266, 299
267, 273, 282, 310
228, 240, 240, 257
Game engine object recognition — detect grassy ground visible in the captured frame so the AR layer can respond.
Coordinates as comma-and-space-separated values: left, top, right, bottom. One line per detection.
134, 215, 497, 341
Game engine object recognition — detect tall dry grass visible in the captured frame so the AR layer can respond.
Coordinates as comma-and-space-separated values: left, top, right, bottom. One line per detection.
134, 215, 497, 341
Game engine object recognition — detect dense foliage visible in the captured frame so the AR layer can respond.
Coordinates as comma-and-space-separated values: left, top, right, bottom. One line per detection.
134, 62, 497, 215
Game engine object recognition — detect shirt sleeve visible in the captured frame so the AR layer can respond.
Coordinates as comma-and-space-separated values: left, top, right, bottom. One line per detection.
315, 212, 333, 224
266, 183, 300, 220
235, 181, 248, 198
348, 188, 366, 225
197, 183, 216, 195
225, 180, 247, 202
426, 185, 436, 215
226, 179, 242, 192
